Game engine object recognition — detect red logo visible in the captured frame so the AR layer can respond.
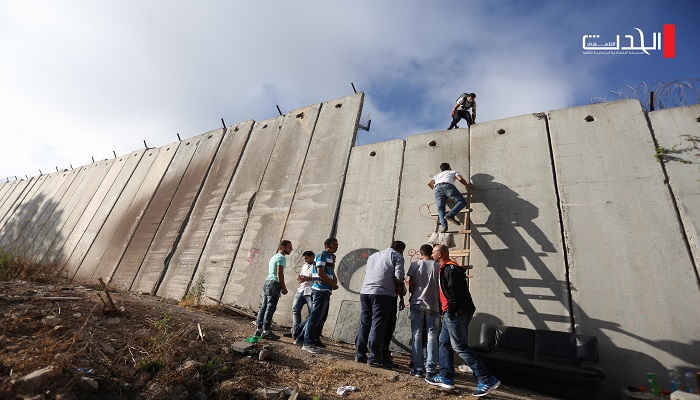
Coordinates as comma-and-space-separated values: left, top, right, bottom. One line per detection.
663, 24, 675, 58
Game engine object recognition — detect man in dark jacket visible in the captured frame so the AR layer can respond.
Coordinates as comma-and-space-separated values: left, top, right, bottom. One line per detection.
425, 244, 500, 397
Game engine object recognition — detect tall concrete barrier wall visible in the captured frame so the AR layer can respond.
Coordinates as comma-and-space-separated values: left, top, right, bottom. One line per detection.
330, 140, 405, 344
1, 94, 698, 400
469, 113, 570, 338
155, 121, 253, 301
194, 117, 284, 302
87, 143, 180, 283
548, 100, 700, 395
648, 105, 700, 276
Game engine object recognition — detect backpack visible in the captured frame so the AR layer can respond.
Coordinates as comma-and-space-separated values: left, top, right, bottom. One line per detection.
458, 93, 476, 108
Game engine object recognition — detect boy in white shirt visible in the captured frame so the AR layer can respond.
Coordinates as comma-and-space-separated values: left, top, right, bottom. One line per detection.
427, 163, 472, 233
291, 251, 315, 340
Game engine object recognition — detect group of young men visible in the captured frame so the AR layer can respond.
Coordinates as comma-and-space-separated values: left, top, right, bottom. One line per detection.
252, 161, 498, 396
254, 238, 338, 354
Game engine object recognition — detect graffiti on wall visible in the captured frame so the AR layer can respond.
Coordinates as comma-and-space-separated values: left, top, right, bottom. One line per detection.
336, 248, 379, 294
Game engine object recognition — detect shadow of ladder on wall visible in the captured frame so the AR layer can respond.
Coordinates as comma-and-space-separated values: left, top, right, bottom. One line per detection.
429, 189, 474, 278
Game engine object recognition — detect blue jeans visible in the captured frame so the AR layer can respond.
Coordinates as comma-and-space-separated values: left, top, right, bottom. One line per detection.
291, 291, 312, 338
303, 290, 331, 345
355, 294, 393, 363
434, 183, 466, 229
410, 305, 440, 373
255, 280, 281, 331
439, 311, 494, 383
448, 109, 473, 129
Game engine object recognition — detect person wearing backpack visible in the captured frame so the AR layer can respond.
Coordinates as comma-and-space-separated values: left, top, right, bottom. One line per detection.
447, 93, 476, 130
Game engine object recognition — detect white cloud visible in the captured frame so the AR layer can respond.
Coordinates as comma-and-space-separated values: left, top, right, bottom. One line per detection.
0, 1, 686, 178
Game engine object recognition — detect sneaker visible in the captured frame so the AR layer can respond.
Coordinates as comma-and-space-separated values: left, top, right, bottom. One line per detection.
445, 215, 461, 225
425, 375, 455, 390
293, 337, 303, 346
314, 339, 327, 348
441, 225, 449, 233
355, 356, 367, 363
410, 369, 425, 377
301, 344, 323, 354
472, 378, 500, 397
425, 370, 437, 379
261, 331, 280, 341
367, 360, 384, 368
254, 329, 262, 337
383, 358, 399, 368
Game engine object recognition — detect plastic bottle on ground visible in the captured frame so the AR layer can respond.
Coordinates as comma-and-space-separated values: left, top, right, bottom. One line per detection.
669, 370, 682, 392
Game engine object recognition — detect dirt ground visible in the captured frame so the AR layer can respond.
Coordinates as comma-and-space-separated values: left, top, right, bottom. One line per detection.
0, 280, 561, 400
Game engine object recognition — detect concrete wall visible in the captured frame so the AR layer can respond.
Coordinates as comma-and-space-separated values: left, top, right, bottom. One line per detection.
548, 100, 700, 395
1, 94, 698, 399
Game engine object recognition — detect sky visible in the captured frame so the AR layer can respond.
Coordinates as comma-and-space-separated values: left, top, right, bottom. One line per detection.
1, 0, 699, 180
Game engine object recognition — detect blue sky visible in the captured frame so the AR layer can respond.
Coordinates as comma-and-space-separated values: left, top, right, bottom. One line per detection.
1, 1, 698, 179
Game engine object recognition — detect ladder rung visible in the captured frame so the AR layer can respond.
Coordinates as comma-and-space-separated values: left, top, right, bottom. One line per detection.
450, 250, 470, 257
430, 208, 472, 217
427, 230, 471, 236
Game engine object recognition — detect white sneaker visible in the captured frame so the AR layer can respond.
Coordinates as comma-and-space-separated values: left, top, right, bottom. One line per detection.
301, 344, 322, 354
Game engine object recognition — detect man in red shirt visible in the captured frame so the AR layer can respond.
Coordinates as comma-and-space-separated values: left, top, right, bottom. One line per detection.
426, 244, 500, 397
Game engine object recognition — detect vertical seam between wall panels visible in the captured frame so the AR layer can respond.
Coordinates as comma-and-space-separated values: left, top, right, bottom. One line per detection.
543, 114, 577, 333
123, 144, 190, 291
331, 93, 364, 237
154, 129, 228, 296
218, 116, 287, 301
71, 151, 147, 281
181, 123, 254, 300
644, 111, 700, 289
391, 140, 407, 242
278, 104, 323, 246
107, 150, 178, 284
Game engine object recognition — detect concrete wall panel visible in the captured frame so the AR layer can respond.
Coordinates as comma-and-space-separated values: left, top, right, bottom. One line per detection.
96, 143, 180, 285
9, 171, 70, 255
470, 115, 570, 334
194, 117, 284, 302
11, 170, 74, 257
329, 140, 405, 340
0, 182, 12, 207
649, 104, 700, 274
41, 159, 116, 265
0, 173, 53, 251
548, 100, 700, 395
63, 150, 146, 279
111, 136, 199, 290
395, 129, 470, 267
53, 156, 130, 269
388, 129, 470, 347
131, 129, 225, 294
156, 121, 253, 301
73, 148, 162, 281
28, 167, 90, 262
221, 104, 321, 307
0, 178, 38, 237
274, 93, 363, 325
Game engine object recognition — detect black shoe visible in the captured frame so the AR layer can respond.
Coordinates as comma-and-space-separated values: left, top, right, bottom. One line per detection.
261, 331, 280, 341
355, 356, 367, 363
367, 360, 384, 368
383, 359, 399, 368
441, 225, 449, 233
314, 339, 326, 348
